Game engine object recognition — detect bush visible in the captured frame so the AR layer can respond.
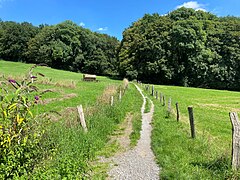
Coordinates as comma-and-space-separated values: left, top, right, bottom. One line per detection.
0, 65, 46, 178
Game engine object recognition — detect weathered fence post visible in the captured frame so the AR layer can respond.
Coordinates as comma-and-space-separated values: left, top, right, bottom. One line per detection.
229, 112, 240, 170
176, 102, 180, 122
162, 95, 165, 106
77, 105, 88, 132
119, 90, 122, 101
156, 90, 158, 99
151, 85, 154, 96
188, 106, 195, 138
111, 96, 114, 106
167, 98, 171, 116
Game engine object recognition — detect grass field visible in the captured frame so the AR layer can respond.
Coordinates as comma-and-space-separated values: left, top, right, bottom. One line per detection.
0, 60, 143, 179
2, 60, 240, 179
0, 60, 120, 113
143, 84, 240, 179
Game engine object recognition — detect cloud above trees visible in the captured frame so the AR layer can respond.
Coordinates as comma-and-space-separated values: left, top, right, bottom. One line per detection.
79, 22, 85, 27
176, 1, 207, 12
97, 27, 108, 31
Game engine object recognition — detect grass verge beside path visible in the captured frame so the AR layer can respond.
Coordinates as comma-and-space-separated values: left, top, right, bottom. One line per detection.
144, 97, 151, 113
129, 84, 143, 147
32, 83, 142, 179
91, 83, 143, 179
143, 84, 240, 179
1, 60, 143, 178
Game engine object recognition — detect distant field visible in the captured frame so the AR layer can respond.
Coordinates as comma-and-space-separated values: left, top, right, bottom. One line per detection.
0, 60, 120, 114
146, 84, 240, 179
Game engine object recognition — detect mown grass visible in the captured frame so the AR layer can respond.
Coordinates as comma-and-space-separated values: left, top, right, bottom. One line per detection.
143, 84, 240, 179
0, 60, 143, 178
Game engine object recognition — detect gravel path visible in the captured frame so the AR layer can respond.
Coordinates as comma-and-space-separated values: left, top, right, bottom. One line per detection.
108, 84, 160, 180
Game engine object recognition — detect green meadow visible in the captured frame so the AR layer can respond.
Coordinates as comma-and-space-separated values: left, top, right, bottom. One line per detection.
1, 60, 240, 179
144, 84, 240, 179
0, 60, 142, 179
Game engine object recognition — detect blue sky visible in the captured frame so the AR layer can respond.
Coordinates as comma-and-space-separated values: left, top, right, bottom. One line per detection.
0, 0, 239, 40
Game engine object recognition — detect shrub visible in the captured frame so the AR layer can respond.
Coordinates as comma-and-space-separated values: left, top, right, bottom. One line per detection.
0, 65, 46, 178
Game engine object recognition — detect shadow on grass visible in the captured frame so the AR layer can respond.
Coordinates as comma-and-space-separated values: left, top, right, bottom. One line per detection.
107, 75, 122, 81
191, 155, 231, 173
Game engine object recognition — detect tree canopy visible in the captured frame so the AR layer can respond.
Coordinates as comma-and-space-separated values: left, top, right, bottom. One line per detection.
0, 20, 119, 76
0, 8, 240, 90
119, 8, 240, 90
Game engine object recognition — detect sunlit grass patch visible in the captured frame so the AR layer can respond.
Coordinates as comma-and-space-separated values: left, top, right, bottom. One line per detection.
147, 84, 240, 179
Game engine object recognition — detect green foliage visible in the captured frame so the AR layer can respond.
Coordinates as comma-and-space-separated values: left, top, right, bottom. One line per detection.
1, 8, 239, 89
0, 21, 39, 62
0, 20, 119, 77
0, 65, 46, 178
119, 8, 240, 90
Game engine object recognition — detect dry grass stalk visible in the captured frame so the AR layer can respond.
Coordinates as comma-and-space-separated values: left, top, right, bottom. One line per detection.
97, 85, 118, 105
123, 78, 129, 90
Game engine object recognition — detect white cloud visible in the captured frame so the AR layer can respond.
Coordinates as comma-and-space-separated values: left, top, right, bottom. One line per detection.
79, 22, 85, 27
97, 27, 108, 31
176, 1, 207, 12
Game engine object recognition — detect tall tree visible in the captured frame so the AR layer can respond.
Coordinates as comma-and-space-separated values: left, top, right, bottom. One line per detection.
0, 21, 38, 61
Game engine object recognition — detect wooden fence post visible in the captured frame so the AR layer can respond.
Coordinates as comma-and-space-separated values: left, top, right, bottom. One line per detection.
162, 95, 165, 106
176, 102, 180, 122
167, 98, 171, 116
111, 96, 114, 106
119, 90, 122, 101
229, 112, 240, 170
188, 106, 195, 138
151, 85, 154, 96
77, 105, 88, 132
156, 90, 158, 99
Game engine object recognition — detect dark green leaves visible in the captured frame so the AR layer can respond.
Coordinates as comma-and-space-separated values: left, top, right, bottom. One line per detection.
119, 8, 240, 90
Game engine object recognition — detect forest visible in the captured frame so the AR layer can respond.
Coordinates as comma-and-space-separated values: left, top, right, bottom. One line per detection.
0, 7, 240, 90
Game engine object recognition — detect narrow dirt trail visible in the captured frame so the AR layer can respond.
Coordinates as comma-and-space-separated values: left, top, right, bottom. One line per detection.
108, 84, 160, 180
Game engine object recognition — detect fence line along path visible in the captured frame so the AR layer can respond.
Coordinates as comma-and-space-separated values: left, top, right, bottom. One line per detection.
108, 84, 160, 180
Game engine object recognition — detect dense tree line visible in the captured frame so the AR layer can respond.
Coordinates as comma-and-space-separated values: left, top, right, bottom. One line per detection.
0, 8, 240, 90
119, 8, 240, 90
0, 20, 119, 75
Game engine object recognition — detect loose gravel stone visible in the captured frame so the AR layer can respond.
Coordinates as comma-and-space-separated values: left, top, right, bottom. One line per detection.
108, 84, 160, 180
